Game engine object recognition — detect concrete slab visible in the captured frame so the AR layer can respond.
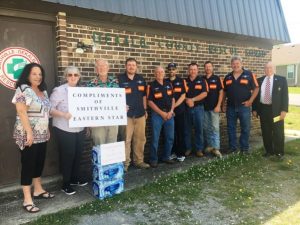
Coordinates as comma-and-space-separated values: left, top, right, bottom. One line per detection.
0, 133, 298, 225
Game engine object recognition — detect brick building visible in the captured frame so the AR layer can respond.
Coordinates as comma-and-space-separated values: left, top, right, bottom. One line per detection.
0, 0, 290, 186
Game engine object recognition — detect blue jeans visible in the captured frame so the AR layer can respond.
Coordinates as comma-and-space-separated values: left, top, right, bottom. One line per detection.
185, 105, 204, 152
203, 110, 220, 149
226, 105, 251, 151
150, 111, 174, 163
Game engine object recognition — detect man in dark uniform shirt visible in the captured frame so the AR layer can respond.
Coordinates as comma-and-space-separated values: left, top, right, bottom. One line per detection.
203, 61, 223, 158
222, 56, 259, 153
118, 58, 150, 172
166, 63, 186, 162
148, 66, 175, 168
185, 62, 208, 157
253, 62, 288, 158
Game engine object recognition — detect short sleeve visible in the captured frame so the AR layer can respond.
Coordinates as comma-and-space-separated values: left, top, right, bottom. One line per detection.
12, 85, 33, 106
250, 73, 259, 90
147, 84, 154, 101
49, 87, 62, 109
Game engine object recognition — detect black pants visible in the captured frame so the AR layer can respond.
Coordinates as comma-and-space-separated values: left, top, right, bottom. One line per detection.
54, 127, 85, 187
172, 112, 186, 157
260, 105, 285, 156
20, 142, 47, 185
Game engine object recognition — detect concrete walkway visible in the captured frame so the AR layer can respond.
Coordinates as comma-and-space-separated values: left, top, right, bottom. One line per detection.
0, 133, 299, 225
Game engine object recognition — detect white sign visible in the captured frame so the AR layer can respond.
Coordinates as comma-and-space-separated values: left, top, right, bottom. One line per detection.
68, 87, 127, 127
100, 141, 126, 166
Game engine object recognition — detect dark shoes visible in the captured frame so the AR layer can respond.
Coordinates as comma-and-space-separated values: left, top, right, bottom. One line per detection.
70, 181, 88, 187
150, 162, 158, 168
61, 186, 76, 195
162, 159, 176, 164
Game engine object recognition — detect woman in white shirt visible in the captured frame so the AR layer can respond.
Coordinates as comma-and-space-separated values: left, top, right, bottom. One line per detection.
50, 66, 87, 195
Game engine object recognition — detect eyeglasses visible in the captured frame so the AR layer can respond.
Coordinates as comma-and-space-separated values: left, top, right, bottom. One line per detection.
67, 74, 79, 77
168, 68, 176, 71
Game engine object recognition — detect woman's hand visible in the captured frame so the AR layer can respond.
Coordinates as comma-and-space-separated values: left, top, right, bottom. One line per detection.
25, 131, 34, 147
63, 112, 72, 120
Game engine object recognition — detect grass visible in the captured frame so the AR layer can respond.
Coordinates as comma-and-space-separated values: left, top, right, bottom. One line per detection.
285, 105, 300, 130
28, 139, 300, 225
288, 87, 300, 94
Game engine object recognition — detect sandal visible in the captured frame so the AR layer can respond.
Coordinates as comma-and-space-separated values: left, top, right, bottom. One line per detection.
23, 204, 40, 213
33, 191, 55, 199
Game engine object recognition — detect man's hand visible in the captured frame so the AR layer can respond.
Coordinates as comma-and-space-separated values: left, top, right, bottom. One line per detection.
145, 111, 148, 120
242, 100, 253, 107
221, 104, 226, 113
280, 111, 287, 120
186, 98, 194, 108
214, 105, 221, 113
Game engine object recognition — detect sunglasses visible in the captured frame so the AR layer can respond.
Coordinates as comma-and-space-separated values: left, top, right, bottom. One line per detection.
67, 74, 79, 77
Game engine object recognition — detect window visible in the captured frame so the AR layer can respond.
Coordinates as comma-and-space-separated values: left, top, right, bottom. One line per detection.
287, 65, 295, 79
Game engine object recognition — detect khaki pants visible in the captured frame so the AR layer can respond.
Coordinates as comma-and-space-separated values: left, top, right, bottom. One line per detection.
91, 126, 118, 145
125, 116, 146, 166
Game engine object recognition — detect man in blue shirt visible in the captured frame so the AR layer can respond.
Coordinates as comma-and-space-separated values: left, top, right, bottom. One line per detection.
203, 61, 223, 158
185, 62, 208, 157
118, 58, 150, 172
222, 56, 259, 153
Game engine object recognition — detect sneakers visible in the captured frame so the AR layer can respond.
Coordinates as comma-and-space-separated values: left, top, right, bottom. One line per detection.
135, 162, 150, 169
61, 186, 76, 195
169, 153, 177, 160
211, 149, 222, 158
70, 181, 88, 187
177, 156, 185, 162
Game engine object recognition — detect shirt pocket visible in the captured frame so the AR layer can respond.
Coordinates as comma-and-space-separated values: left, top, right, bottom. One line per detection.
138, 85, 145, 91
209, 84, 217, 89
240, 79, 249, 85
195, 84, 202, 90
174, 87, 182, 93
225, 80, 232, 85
125, 87, 132, 94
154, 92, 163, 99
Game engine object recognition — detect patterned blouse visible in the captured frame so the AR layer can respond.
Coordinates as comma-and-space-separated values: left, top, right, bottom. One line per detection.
12, 84, 51, 150
86, 76, 119, 88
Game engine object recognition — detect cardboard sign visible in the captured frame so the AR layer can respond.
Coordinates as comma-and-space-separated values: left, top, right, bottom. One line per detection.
68, 87, 127, 127
99, 141, 125, 166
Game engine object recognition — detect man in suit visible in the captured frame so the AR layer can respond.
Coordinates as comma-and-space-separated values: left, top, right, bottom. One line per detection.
253, 61, 289, 158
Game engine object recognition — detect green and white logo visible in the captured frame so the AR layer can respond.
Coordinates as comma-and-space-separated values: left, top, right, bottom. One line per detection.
0, 47, 40, 90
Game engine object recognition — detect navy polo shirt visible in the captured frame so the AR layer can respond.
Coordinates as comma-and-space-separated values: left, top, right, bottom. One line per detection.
223, 69, 258, 107
203, 74, 223, 111
118, 73, 146, 118
166, 76, 186, 115
147, 79, 173, 112
185, 75, 208, 106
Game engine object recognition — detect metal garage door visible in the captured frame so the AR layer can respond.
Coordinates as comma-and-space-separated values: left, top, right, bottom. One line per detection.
0, 16, 58, 185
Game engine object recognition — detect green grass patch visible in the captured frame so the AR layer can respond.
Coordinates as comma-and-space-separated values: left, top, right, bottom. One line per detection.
29, 139, 300, 225
285, 105, 300, 130
288, 87, 300, 94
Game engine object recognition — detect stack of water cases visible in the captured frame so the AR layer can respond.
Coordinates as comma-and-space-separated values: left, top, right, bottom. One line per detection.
92, 145, 124, 200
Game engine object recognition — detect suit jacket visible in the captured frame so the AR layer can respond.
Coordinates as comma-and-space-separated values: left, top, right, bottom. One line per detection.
253, 75, 289, 117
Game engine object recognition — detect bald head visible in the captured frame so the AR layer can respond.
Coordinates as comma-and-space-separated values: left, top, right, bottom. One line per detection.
264, 61, 275, 76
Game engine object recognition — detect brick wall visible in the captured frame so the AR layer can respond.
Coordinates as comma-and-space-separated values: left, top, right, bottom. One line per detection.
55, 13, 270, 174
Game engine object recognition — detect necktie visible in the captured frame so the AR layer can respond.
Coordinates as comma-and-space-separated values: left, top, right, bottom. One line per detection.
264, 77, 271, 104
